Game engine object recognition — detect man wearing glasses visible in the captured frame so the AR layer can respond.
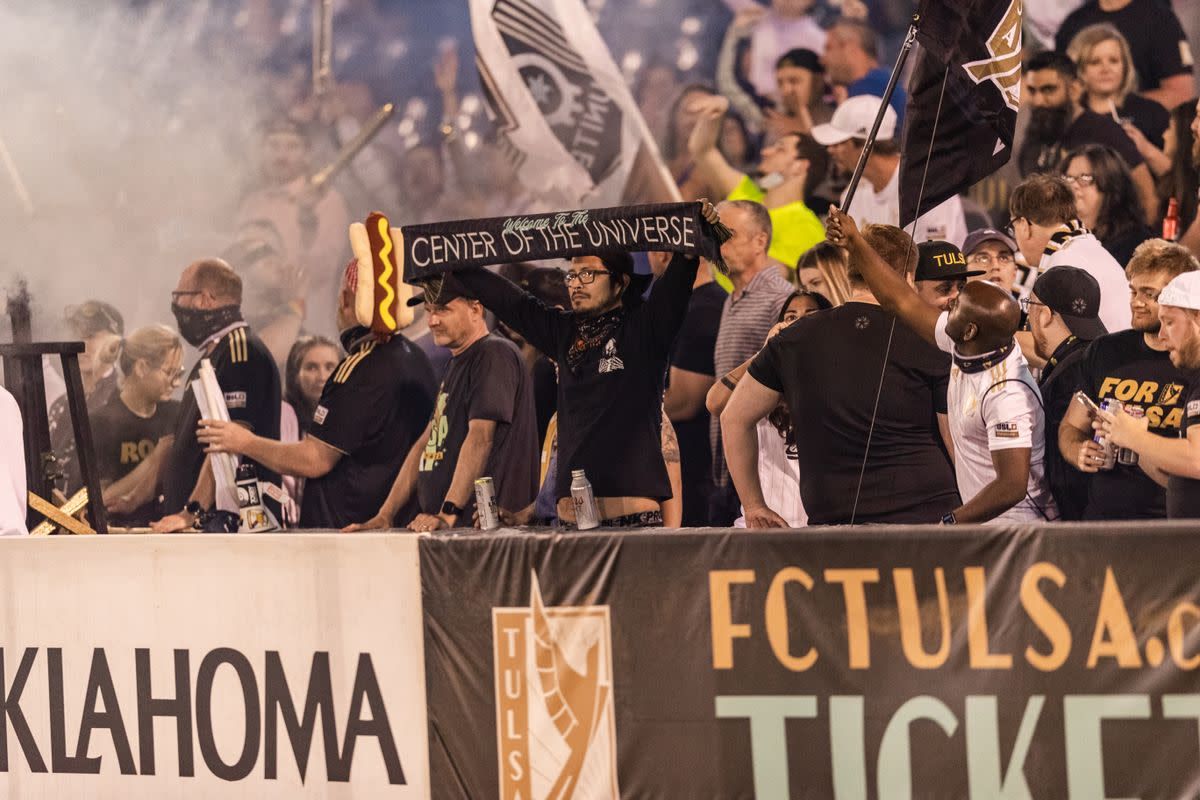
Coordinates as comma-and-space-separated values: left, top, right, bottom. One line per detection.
449, 202, 721, 528
963, 228, 1023, 296
152, 259, 282, 532
1058, 240, 1199, 520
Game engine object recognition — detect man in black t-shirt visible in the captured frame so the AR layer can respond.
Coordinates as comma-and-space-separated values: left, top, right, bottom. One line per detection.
346, 274, 538, 532
197, 262, 437, 530
723, 226, 959, 526
1019, 51, 1156, 223
1026, 267, 1108, 520
652, 251, 725, 527
1055, 0, 1194, 111
1059, 240, 1198, 519
451, 203, 721, 528
153, 259, 282, 531
1098, 271, 1200, 517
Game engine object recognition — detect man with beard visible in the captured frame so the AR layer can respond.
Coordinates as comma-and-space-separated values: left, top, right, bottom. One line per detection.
1024, 267, 1108, 520
815, 96, 968, 248
1097, 270, 1200, 517
688, 93, 827, 270
1018, 50, 1156, 223
152, 259, 282, 531
449, 202, 721, 528
1059, 239, 1198, 519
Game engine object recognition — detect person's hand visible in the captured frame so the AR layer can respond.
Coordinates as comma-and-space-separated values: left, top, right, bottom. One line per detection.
472, 504, 533, 528
686, 94, 730, 120
342, 512, 394, 533
434, 43, 459, 97
197, 419, 252, 455
699, 197, 719, 225
408, 512, 449, 533
1120, 121, 1155, 158
106, 492, 138, 515
840, 0, 869, 20
150, 511, 195, 533
1094, 408, 1148, 450
831, 85, 849, 106
744, 505, 789, 529
826, 207, 861, 247
1070, 438, 1108, 473
767, 320, 793, 340
732, 5, 768, 30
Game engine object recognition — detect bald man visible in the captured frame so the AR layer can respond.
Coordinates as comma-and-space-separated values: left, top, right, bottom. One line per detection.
827, 208, 1057, 523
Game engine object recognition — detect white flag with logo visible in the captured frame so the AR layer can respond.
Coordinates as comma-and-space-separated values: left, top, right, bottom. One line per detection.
470, 0, 679, 207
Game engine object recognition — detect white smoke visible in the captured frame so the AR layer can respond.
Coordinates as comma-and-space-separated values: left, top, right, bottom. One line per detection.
0, 2, 267, 340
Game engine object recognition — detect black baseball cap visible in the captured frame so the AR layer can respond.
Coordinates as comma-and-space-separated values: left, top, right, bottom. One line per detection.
1031, 266, 1108, 340
962, 227, 1018, 256
407, 272, 477, 306
915, 240, 984, 282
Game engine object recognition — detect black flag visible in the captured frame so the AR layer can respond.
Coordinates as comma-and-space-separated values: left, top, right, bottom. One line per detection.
899, 0, 1022, 227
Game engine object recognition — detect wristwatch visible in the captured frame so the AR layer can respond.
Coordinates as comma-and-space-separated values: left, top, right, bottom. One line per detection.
185, 500, 204, 518
441, 501, 463, 518
940, 511, 957, 525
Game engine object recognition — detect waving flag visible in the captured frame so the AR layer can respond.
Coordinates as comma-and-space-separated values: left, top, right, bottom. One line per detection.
470, 0, 679, 207
899, 0, 1022, 227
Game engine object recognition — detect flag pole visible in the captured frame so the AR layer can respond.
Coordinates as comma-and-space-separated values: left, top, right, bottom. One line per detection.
839, 15, 920, 213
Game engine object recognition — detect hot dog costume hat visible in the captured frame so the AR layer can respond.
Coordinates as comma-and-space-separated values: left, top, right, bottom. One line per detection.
347, 212, 415, 334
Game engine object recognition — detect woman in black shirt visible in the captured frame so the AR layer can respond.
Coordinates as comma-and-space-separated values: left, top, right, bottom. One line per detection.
1061, 144, 1153, 267
1067, 23, 1170, 151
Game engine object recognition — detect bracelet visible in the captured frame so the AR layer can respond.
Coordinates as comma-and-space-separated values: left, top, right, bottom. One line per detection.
721, 375, 738, 391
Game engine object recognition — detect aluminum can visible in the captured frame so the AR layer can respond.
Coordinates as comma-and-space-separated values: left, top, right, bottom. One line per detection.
1117, 405, 1144, 466
474, 477, 500, 531
1094, 399, 1122, 470
570, 469, 600, 530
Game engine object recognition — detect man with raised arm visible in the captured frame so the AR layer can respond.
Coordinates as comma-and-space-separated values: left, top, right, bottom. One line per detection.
825, 208, 1057, 523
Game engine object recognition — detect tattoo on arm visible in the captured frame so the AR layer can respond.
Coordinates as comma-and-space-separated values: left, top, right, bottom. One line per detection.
661, 414, 680, 464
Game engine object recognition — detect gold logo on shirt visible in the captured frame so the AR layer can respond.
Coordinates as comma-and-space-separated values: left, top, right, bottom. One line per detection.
962, 0, 1023, 112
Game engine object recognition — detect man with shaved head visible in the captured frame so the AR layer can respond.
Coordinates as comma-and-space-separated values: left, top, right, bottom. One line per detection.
153, 258, 282, 531
827, 208, 1057, 523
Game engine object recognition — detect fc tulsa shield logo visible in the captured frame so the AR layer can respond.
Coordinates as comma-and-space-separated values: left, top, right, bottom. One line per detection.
493, 572, 619, 799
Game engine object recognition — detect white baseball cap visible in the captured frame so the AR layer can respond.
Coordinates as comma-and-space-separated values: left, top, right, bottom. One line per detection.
1158, 271, 1200, 310
811, 95, 898, 146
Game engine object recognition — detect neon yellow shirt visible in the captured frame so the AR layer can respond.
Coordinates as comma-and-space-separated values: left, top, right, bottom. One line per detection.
716, 176, 825, 291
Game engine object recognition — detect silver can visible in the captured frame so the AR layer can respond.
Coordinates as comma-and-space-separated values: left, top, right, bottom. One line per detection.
1117, 405, 1144, 466
474, 477, 500, 531
570, 469, 600, 530
1094, 399, 1123, 470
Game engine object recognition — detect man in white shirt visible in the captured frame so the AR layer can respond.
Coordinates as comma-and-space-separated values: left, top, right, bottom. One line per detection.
1009, 173, 1131, 333
827, 209, 1057, 523
813, 95, 968, 248
1, 386, 29, 536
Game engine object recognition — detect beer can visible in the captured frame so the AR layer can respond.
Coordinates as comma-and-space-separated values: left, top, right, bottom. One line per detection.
570, 469, 600, 530
1094, 399, 1122, 470
474, 477, 500, 531
1117, 405, 1144, 466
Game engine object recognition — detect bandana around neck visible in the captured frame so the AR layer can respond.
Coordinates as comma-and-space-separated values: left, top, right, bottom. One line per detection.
567, 309, 624, 373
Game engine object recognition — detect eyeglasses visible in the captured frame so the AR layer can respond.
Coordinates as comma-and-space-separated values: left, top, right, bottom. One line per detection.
968, 252, 1015, 266
562, 269, 613, 286
1005, 217, 1028, 239
1019, 297, 1047, 313
159, 365, 186, 384
1062, 173, 1097, 188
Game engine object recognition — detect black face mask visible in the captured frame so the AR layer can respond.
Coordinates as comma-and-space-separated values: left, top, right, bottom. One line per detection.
171, 303, 243, 348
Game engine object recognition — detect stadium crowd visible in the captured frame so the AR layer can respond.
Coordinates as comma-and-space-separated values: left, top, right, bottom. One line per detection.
4, 0, 1200, 534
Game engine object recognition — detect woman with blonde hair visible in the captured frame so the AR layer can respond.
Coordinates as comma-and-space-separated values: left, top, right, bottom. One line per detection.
794, 240, 852, 306
94, 325, 183, 527
1068, 24, 1169, 162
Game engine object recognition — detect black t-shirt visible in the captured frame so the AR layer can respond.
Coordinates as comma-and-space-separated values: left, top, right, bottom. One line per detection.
456, 254, 700, 502
1168, 370, 1200, 518
1102, 224, 1154, 269
748, 303, 959, 525
1020, 109, 1144, 177
670, 281, 725, 526
1056, 0, 1192, 92
92, 394, 180, 526
1072, 329, 1186, 519
532, 355, 558, 444
415, 334, 538, 519
301, 331, 436, 529
1038, 336, 1091, 521
1116, 93, 1170, 150
161, 325, 282, 518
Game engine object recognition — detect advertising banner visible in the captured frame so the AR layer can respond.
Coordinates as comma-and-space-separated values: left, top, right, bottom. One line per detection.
0, 534, 430, 799
419, 525, 1200, 799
